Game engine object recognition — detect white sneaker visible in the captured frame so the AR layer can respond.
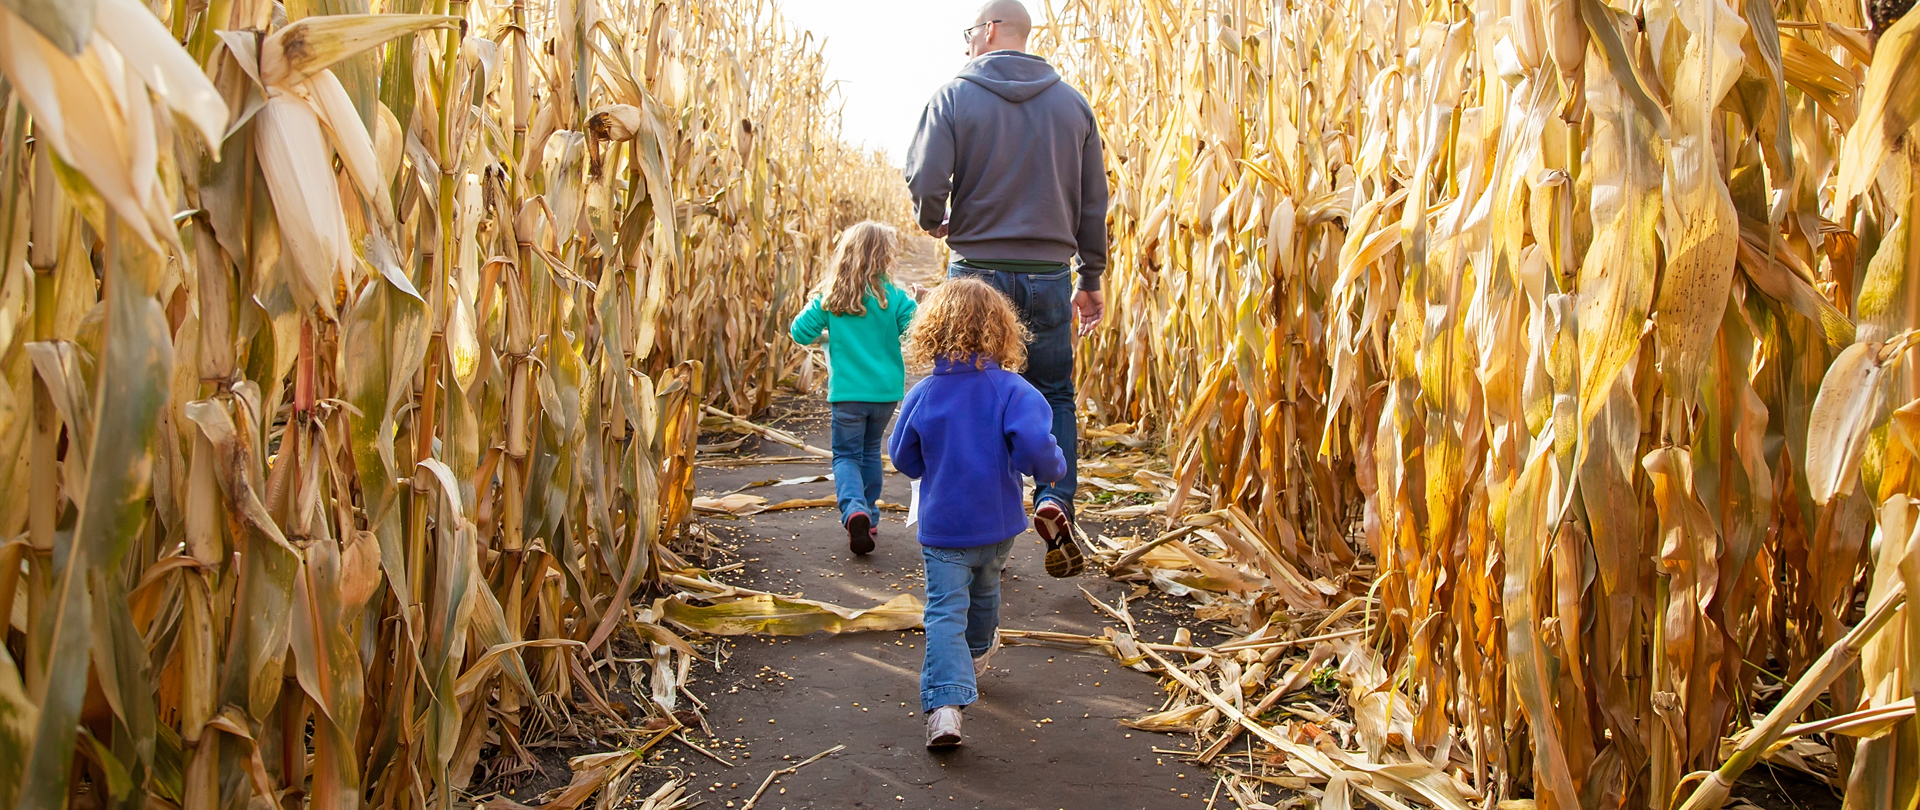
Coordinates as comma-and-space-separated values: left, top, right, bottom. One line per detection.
972, 631, 1002, 677
926, 706, 963, 748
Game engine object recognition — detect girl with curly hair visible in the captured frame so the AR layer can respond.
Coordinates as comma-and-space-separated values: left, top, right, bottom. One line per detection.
888, 277, 1067, 748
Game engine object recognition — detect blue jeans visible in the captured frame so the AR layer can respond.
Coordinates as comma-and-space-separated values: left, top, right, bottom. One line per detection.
920, 537, 1016, 711
945, 262, 1079, 516
830, 401, 897, 525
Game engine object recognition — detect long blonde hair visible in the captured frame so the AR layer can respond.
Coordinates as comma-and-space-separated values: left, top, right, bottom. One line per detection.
904, 277, 1031, 372
817, 221, 898, 316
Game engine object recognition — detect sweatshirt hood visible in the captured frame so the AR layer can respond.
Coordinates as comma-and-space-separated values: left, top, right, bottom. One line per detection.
932, 356, 1002, 375
956, 51, 1061, 103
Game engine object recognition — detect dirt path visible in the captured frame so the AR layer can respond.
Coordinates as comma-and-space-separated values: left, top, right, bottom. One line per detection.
897, 234, 947, 288
649, 398, 1216, 809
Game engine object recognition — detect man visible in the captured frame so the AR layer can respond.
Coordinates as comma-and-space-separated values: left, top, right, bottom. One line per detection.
906, 0, 1108, 581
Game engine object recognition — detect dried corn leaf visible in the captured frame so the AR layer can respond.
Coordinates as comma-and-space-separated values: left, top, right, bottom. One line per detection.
1648, 0, 1748, 398
260, 13, 457, 89
1836, 12, 1920, 201
93, 0, 227, 145
0, 0, 92, 55
662, 592, 924, 636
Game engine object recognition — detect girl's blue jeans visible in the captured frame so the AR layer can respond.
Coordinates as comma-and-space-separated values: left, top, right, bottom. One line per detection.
920, 537, 1015, 712
830, 401, 897, 525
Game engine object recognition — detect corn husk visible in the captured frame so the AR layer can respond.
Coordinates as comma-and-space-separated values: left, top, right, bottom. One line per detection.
1033, 1, 1920, 807
0, 1, 908, 807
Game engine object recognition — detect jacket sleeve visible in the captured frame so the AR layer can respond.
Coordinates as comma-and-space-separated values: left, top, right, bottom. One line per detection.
905, 91, 956, 234
895, 290, 918, 337
789, 296, 827, 345
1074, 111, 1111, 292
1005, 382, 1068, 483
888, 388, 927, 480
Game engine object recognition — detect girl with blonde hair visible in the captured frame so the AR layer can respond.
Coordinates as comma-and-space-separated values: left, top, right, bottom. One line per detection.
790, 221, 918, 554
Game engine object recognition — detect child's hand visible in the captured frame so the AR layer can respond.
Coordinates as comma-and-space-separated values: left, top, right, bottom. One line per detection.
909, 283, 930, 302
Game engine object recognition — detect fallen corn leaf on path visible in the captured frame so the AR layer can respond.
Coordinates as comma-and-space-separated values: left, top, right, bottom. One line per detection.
643, 396, 1218, 809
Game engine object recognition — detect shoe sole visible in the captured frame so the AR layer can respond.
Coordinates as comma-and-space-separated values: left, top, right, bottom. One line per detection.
927, 731, 962, 749
848, 513, 875, 555
1034, 505, 1084, 577
1044, 546, 1083, 578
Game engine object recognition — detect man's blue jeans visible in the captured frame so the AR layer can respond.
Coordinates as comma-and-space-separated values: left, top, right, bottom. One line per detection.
920, 537, 1015, 712
830, 401, 897, 525
945, 263, 1078, 515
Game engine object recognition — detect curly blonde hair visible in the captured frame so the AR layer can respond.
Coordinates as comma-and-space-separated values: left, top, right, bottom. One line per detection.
817, 221, 898, 316
904, 277, 1031, 372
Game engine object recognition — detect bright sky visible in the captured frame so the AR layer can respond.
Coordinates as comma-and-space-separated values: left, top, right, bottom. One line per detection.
771, 1, 1002, 166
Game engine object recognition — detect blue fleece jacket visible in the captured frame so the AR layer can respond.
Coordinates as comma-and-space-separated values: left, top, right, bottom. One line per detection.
888, 357, 1069, 548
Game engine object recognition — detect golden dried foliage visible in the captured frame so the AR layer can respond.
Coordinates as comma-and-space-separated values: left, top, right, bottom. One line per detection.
1035, 0, 1919, 807
0, 0, 906, 807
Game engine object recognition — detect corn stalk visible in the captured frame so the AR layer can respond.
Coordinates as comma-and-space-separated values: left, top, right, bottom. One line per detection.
1036, 0, 1919, 806
0, 0, 905, 807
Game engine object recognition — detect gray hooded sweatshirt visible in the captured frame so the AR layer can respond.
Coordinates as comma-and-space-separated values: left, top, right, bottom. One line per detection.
906, 51, 1109, 291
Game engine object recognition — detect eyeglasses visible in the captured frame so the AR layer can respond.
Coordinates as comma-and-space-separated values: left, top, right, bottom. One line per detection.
962, 19, 1001, 45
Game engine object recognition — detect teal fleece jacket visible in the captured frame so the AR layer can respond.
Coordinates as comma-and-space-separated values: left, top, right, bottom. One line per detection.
789, 284, 917, 403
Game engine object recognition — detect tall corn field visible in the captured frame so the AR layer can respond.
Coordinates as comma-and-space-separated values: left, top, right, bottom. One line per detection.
0, 0, 905, 807
1037, 0, 1917, 807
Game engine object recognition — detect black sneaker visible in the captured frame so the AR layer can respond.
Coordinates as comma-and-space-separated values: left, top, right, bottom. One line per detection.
1033, 501, 1083, 577
847, 512, 875, 555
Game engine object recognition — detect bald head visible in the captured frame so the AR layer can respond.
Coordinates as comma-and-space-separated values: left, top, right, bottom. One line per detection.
969, 0, 1032, 55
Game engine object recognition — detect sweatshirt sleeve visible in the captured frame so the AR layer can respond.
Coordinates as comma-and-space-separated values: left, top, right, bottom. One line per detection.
1005, 381, 1068, 483
888, 388, 927, 480
789, 296, 827, 345
1075, 112, 1111, 292
894, 289, 918, 337
905, 91, 956, 235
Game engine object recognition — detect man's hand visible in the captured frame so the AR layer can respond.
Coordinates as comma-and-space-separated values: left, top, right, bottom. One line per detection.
927, 223, 948, 238
1072, 289, 1105, 336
